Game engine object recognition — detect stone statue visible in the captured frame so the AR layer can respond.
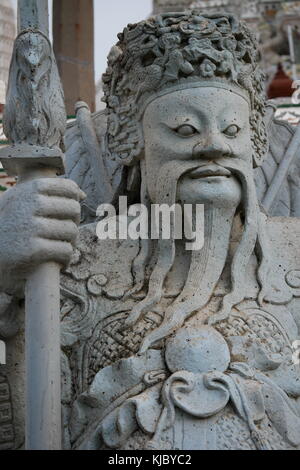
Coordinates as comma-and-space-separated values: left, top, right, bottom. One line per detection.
0, 10, 300, 450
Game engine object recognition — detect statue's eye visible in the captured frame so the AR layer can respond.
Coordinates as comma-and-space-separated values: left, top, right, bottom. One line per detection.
175, 124, 197, 137
223, 124, 240, 137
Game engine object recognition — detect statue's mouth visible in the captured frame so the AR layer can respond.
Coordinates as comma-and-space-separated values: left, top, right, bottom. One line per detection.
188, 164, 232, 179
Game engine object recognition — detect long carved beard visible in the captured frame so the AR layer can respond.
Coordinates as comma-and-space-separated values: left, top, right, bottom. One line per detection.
123, 158, 270, 353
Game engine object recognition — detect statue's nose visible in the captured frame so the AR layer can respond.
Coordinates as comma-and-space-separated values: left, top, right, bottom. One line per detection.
193, 136, 231, 160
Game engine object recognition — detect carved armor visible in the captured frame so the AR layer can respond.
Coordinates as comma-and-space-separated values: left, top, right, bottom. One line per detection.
57, 218, 300, 450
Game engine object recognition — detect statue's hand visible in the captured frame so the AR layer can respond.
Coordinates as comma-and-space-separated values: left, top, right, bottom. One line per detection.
0, 178, 85, 294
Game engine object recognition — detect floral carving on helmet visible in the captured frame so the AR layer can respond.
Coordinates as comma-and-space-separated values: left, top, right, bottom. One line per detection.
221, 36, 238, 52
159, 32, 181, 49
179, 14, 218, 36
200, 58, 217, 78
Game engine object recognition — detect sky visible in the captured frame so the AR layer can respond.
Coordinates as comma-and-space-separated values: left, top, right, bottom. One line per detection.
11, 0, 152, 82
94, 0, 152, 82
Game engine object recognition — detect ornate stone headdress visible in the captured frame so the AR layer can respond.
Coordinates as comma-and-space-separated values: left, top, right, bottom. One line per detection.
102, 11, 268, 167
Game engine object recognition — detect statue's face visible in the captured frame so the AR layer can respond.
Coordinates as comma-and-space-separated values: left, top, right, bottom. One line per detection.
143, 87, 253, 207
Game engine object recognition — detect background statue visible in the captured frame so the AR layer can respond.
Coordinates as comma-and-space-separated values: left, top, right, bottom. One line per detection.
0, 10, 300, 450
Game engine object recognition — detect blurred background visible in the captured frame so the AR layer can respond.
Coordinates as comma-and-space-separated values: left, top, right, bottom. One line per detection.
1, 0, 300, 189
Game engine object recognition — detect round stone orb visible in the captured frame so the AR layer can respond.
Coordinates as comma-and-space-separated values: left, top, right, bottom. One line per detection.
165, 325, 230, 374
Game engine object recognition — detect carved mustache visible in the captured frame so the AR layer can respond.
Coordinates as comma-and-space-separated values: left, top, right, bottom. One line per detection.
187, 163, 232, 179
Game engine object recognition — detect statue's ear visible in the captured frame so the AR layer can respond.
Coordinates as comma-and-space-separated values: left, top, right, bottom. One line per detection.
252, 101, 276, 168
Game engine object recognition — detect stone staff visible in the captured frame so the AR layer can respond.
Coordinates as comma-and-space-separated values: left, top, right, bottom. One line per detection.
263, 123, 300, 213
0, 0, 66, 450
